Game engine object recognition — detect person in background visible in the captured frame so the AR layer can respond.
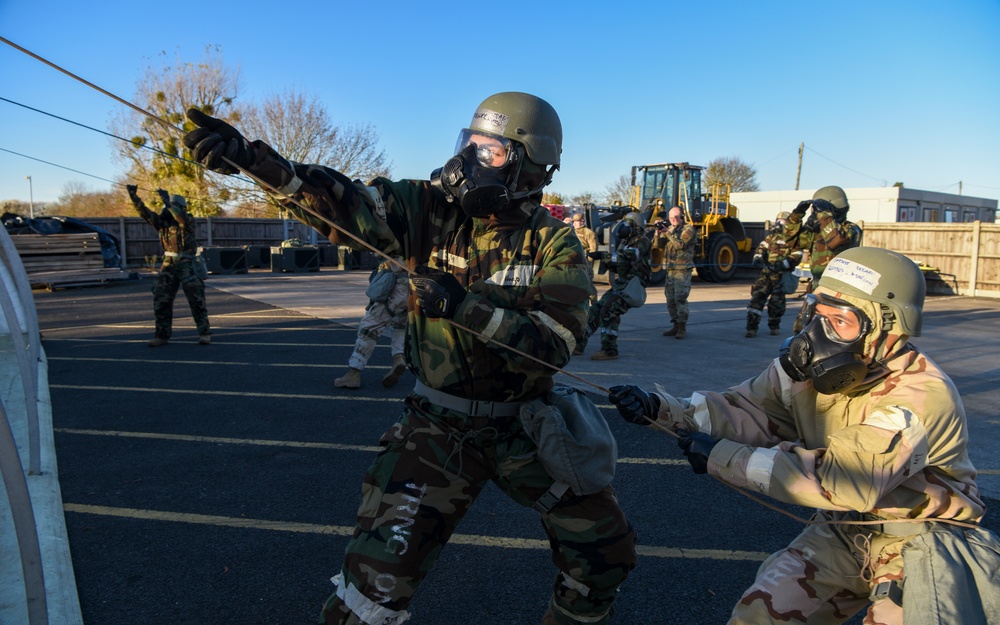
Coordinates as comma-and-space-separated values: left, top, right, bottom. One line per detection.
126, 185, 211, 347
571, 212, 598, 255
745, 211, 802, 338
333, 257, 409, 389
655, 206, 697, 339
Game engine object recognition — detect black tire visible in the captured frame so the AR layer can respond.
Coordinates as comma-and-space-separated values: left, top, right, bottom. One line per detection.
697, 233, 738, 282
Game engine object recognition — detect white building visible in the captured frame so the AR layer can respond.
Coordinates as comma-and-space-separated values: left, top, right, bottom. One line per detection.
731, 187, 997, 224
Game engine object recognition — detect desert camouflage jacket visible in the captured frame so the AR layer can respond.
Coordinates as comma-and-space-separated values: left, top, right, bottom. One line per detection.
650, 345, 984, 523
785, 211, 862, 274
262, 157, 594, 403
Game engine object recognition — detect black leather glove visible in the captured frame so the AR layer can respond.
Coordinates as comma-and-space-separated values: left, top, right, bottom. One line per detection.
609, 385, 660, 425
792, 200, 811, 216
676, 428, 717, 474
156, 189, 170, 205
183, 108, 255, 175
410, 267, 467, 318
587, 251, 604, 261
125, 184, 138, 198
810, 198, 835, 213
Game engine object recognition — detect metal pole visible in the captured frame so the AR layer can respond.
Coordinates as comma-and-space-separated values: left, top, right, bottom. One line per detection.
25, 176, 34, 219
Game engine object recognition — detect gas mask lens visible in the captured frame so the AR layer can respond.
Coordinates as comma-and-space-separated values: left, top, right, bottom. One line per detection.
799, 294, 870, 343
454, 129, 513, 169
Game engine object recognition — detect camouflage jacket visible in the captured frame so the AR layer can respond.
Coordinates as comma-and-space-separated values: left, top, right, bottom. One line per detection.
754, 230, 802, 274
131, 195, 197, 258
573, 226, 598, 253
263, 157, 594, 403
650, 346, 984, 523
785, 211, 862, 273
605, 232, 651, 289
656, 224, 697, 272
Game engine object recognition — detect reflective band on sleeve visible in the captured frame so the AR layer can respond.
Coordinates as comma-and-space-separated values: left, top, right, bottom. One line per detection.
277, 175, 303, 197
689, 392, 712, 434
335, 576, 411, 625
527, 310, 576, 353
746, 447, 779, 494
478, 308, 505, 343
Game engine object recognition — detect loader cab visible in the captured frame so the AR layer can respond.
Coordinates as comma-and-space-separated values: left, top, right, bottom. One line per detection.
632, 162, 704, 223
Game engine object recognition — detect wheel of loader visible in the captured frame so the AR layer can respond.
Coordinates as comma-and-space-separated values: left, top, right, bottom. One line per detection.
697, 232, 738, 282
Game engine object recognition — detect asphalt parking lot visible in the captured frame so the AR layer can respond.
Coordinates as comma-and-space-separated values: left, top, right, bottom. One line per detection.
34, 271, 1000, 624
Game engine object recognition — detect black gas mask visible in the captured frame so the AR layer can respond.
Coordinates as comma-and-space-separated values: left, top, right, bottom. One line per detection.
779, 293, 872, 395
432, 129, 523, 218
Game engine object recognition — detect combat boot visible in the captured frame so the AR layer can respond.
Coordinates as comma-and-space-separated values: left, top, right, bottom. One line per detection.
148, 337, 169, 347
770, 327, 780, 336
662, 323, 679, 337
745, 328, 757, 339
381, 354, 407, 388
334, 368, 362, 389
198, 334, 211, 345
590, 349, 619, 361
674, 323, 686, 339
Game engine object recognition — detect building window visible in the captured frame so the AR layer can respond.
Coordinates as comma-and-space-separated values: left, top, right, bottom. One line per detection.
898, 206, 918, 222
944, 208, 959, 223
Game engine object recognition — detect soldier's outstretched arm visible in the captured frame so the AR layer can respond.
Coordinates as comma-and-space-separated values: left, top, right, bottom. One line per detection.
126, 184, 158, 227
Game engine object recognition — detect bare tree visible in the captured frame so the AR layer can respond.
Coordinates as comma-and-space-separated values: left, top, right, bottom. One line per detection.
110, 46, 241, 216
703, 156, 760, 193
46, 182, 129, 217
233, 88, 392, 217
603, 174, 633, 205
570, 192, 596, 205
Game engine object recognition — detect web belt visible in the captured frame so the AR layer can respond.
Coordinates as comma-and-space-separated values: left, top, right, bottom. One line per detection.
413, 380, 522, 418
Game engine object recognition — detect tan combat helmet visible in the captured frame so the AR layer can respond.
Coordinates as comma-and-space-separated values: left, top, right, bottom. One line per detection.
819, 247, 925, 336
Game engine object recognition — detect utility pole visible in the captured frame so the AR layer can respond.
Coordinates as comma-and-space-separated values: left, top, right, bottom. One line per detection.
795, 143, 804, 190
25, 175, 34, 218
959, 180, 963, 196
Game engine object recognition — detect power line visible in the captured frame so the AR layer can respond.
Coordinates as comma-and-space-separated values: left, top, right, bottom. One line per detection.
802, 145, 887, 185
0, 145, 122, 188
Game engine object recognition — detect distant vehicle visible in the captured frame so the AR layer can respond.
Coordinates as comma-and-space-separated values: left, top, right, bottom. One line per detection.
628, 162, 752, 283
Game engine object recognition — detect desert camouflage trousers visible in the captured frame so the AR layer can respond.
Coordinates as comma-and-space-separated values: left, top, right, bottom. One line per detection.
746, 270, 787, 331
152, 260, 210, 339
348, 301, 407, 370
730, 511, 915, 625
664, 270, 692, 324
321, 394, 637, 625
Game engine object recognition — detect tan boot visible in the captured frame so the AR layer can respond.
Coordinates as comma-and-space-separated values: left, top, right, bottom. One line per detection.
334, 368, 362, 389
381, 354, 407, 388
674, 323, 686, 339
590, 349, 619, 361
662, 323, 679, 337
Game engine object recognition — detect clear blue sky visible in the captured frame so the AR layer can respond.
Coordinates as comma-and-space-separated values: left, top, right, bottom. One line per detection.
2, 0, 999, 205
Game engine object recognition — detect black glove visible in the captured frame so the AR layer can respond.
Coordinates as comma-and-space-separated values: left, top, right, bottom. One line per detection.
156, 189, 170, 205
609, 385, 660, 425
752, 254, 763, 269
810, 198, 835, 214
125, 184, 138, 198
792, 200, 811, 216
410, 267, 467, 318
587, 251, 604, 261
677, 428, 717, 474
183, 108, 255, 175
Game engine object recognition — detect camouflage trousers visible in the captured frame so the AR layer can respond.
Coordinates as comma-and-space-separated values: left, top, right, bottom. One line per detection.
152, 260, 210, 339
730, 510, 914, 624
585, 289, 632, 353
321, 394, 637, 625
746, 270, 787, 332
348, 301, 407, 370
663, 270, 692, 324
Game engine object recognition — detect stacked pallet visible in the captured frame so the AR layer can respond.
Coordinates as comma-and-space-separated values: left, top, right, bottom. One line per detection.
11, 233, 129, 289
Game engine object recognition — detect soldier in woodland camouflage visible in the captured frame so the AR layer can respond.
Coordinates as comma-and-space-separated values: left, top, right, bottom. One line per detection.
184, 92, 636, 625
126, 185, 211, 346
745, 211, 802, 338
654, 206, 697, 339
609, 247, 996, 624
579, 212, 651, 360
785, 185, 862, 330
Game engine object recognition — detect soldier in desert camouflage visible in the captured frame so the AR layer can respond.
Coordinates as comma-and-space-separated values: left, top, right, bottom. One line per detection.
184, 92, 636, 625
609, 247, 994, 624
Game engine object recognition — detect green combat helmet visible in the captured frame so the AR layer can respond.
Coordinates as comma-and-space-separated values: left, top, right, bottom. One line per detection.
469, 92, 562, 167
819, 247, 925, 336
813, 185, 849, 221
